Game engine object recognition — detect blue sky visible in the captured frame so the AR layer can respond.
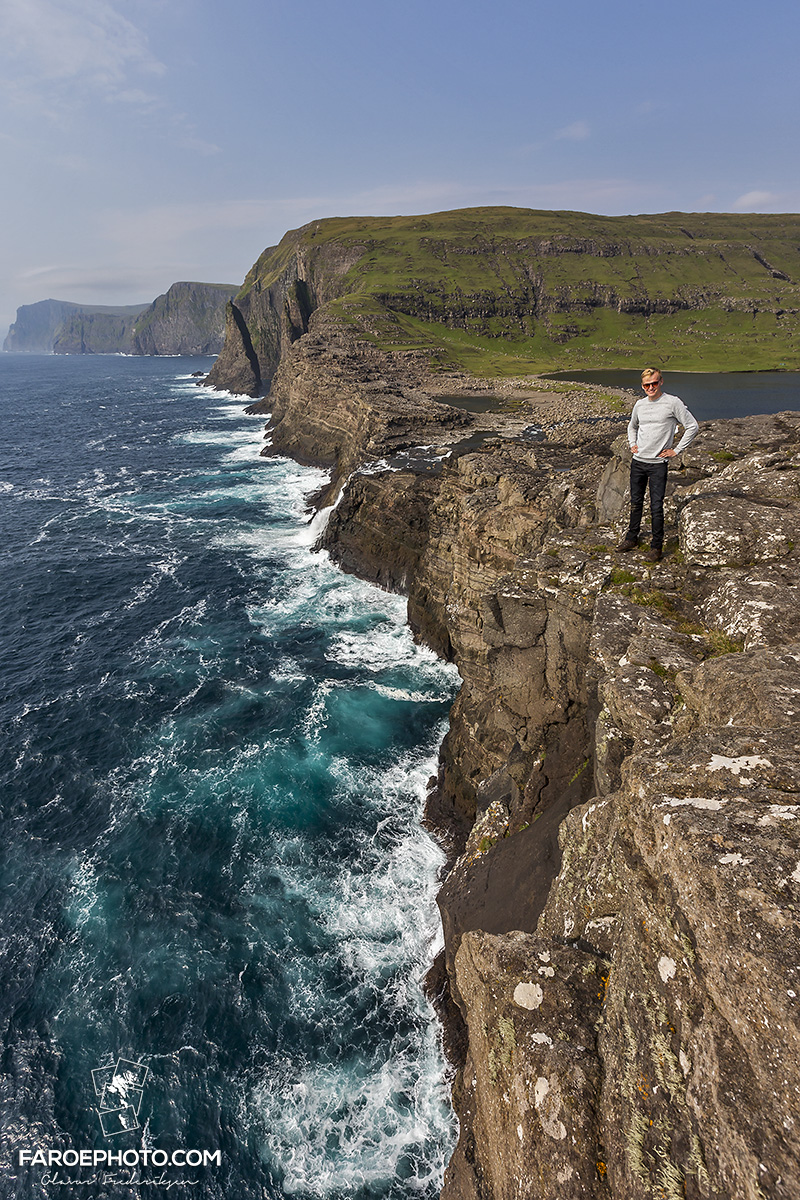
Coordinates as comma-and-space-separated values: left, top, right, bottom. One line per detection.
1, 0, 798, 335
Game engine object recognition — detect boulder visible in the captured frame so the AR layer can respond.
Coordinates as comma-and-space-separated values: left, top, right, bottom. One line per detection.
679, 494, 797, 566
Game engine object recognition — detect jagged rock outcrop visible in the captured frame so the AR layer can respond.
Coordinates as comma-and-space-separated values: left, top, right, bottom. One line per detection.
205, 234, 366, 394
203, 300, 263, 395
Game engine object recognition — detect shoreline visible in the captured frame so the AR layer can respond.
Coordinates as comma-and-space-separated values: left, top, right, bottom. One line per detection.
220, 319, 800, 1198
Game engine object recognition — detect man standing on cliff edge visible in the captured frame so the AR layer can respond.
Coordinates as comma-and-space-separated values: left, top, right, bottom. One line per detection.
617, 368, 699, 562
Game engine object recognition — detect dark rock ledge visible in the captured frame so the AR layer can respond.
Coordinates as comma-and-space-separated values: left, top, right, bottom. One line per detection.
230, 318, 800, 1199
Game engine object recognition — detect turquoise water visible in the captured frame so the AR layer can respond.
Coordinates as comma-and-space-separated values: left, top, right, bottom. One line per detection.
0, 355, 459, 1199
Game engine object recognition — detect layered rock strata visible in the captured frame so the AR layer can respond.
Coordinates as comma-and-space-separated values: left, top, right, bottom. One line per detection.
238, 317, 800, 1198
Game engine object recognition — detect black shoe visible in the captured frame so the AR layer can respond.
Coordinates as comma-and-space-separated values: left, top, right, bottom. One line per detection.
617, 539, 638, 552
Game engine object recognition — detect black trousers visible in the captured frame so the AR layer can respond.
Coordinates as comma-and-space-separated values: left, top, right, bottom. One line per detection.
626, 459, 668, 550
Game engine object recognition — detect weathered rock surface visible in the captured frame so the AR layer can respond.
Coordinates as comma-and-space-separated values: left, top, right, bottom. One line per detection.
445, 930, 606, 1199
430, 414, 800, 1200
130, 281, 236, 355
228, 301, 800, 1198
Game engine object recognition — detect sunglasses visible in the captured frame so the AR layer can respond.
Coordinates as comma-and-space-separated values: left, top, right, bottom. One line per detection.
643, 380, 662, 388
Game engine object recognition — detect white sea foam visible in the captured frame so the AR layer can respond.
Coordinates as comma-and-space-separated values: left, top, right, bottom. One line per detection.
248, 744, 455, 1195
269, 658, 306, 683
220, 443, 266, 463
176, 428, 257, 446
368, 682, 434, 702
254, 1033, 453, 1196
194, 480, 274, 503
326, 626, 445, 676
49, 388, 457, 1194
190, 383, 258, 403
208, 404, 265, 422
66, 853, 103, 932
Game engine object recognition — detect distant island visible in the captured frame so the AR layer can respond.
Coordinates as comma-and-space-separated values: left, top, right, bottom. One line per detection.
3, 281, 238, 356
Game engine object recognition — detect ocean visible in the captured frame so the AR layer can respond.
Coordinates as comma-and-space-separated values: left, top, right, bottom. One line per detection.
0, 355, 460, 1200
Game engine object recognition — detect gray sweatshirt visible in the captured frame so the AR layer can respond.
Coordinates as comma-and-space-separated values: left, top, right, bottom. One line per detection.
627, 392, 699, 462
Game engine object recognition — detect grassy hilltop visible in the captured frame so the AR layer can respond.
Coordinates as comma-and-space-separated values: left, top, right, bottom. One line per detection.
236, 207, 800, 376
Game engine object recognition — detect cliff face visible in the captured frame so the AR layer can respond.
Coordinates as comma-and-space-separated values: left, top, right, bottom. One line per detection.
204, 208, 800, 384
3, 299, 147, 353
429, 418, 800, 1200
205, 234, 365, 394
254, 309, 475, 494
130, 281, 237, 354
3, 283, 236, 355
53, 309, 142, 354
248, 314, 800, 1198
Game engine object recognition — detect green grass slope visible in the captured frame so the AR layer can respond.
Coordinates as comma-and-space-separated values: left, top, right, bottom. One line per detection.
240, 207, 800, 374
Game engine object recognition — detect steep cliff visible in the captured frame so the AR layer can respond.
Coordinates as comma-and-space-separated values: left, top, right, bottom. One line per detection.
3, 299, 147, 353
424, 417, 800, 1200
4, 283, 236, 355
53, 308, 143, 354
130, 281, 237, 354
205, 233, 366, 394
245, 313, 800, 1198
206, 208, 800, 388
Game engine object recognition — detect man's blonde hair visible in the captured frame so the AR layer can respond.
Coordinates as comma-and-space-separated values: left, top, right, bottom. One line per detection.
641, 367, 662, 382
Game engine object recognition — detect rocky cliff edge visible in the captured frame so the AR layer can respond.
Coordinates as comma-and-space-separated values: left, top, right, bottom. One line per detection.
244, 313, 800, 1199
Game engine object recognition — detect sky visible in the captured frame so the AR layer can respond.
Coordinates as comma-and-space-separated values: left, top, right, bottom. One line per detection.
1, 0, 799, 336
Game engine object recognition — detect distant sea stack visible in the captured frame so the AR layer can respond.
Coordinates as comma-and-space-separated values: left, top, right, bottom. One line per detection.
3, 282, 238, 355
206, 206, 800, 397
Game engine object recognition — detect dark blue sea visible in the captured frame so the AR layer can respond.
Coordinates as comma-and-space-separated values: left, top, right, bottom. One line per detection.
0, 355, 460, 1200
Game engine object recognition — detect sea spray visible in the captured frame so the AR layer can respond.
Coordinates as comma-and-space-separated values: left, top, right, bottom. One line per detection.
0, 355, 458, 1199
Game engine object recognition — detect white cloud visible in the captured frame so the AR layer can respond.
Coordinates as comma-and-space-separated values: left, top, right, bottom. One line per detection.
0, 0, 164, 103
732, 189, 782, 210
0, 0, 222, 156
555, 120, 590, 141
15, 263, 157, 296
